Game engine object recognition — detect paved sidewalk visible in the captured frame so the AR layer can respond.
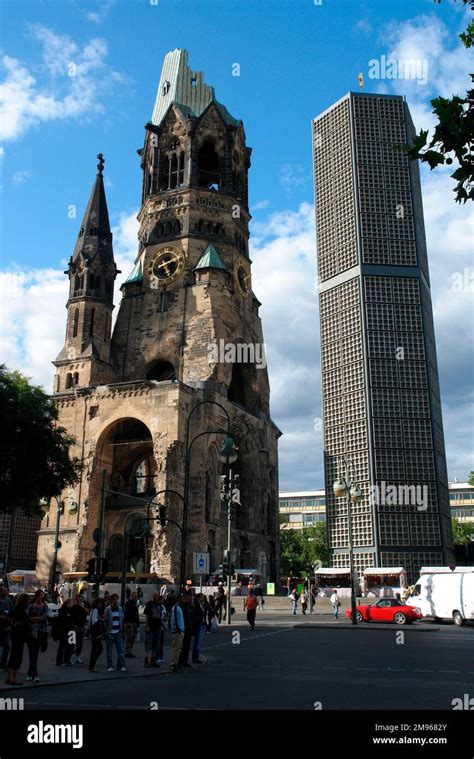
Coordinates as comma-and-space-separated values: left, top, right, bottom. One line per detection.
0, 626, 179, 692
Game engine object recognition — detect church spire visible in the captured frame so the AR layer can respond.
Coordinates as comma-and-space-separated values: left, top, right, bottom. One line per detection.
71, 153, 113, 266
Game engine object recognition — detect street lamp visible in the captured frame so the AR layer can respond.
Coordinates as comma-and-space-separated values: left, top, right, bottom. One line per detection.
332, 458, 362, 626
218, 436, 239, 625
45, 495, 77, 595
181, 400, 236, 593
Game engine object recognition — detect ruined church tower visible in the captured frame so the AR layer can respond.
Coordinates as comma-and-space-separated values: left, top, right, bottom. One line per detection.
36, 49, 280, 586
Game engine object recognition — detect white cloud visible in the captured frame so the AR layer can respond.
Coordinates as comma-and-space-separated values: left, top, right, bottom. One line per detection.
0, 25, 124, 144
86, 0, 115, 24
371, 14, 472, 133
355, 19, 373, 37
0, 210, 139, 391
250, 203, 322, 489
251, 199, 270, 211
280, 163, 309, 192
12, 169, 31, 185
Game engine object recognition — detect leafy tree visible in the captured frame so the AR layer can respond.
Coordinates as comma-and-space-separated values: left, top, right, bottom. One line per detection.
468, 471, 474, 487
451, 517, 474, 545
404, 17, 474, 203
279, 528, 304, 577
301, 523, 329, 568
0, 366, 82, 514
279, 522, 328, 576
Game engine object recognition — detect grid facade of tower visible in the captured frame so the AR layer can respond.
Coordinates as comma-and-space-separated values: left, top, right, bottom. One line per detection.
313, 92, 453, 583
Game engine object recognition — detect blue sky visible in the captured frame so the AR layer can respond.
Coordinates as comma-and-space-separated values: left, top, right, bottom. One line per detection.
1, 0, 473, 490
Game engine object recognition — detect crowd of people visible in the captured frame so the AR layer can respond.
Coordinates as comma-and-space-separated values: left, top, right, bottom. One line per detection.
0, 582, 234, 685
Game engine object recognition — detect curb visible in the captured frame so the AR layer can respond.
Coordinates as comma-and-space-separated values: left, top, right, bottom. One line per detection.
0, 658, 209, 694
292, 623, 440, 631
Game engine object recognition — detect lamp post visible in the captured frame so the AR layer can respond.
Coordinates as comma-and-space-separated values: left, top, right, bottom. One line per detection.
181, 400, 237, 593
219, 436, 239, 625
333, 458, 362, 626
47, 495, 77, 595
97, 488, 184, 604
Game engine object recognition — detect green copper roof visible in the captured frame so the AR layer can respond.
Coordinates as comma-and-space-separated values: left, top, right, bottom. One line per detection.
195, 244, 227, 271
151, 49, 240, 127
125, 258, 143, 283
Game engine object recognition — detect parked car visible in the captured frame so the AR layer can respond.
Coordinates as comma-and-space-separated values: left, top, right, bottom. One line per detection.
346, 598, 423, 625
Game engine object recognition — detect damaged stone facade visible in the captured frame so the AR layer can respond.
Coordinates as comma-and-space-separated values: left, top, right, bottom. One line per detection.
36, 49, 280, 586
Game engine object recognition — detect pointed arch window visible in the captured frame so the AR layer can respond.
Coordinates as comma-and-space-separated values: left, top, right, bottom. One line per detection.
72, 309, 79, 338
89, 308, 95, 337
198, 141, 220, 189
169, 153, 178, 189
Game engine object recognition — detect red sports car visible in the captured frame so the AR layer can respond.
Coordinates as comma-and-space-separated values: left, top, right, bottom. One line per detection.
346, 598, 423, 625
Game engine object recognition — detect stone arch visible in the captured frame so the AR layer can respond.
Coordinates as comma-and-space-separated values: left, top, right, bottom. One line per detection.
145, 359, 176, 382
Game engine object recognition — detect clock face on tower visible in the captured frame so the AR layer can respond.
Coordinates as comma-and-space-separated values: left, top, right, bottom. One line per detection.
234, 257, 251, 297
147, 245, 185, 286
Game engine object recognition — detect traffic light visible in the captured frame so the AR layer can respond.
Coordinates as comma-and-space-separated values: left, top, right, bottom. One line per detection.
86, 558, 96, 582
230, 563, 235, 576
222, 562, 229, 581
159, 505, 167, 527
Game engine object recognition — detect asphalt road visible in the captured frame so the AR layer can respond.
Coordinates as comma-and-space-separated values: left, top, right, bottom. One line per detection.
16, 612, 474, 711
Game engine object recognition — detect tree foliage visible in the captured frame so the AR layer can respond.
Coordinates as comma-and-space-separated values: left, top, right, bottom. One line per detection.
468, 470, 474, 487
405, 19, 474, 203
0, 366, 82, 514
451, 517, 474, 546
279, 522, 328, 576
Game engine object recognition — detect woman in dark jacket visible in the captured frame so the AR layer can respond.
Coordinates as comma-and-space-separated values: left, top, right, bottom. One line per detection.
56, 599, 74, 666
191, 594, 208, 664
88, 598, 105, 672
6, 593, 31, 685
27, 589, 48, 682
206, 595, 217, 632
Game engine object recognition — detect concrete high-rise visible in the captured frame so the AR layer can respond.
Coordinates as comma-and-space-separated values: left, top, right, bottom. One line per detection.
312, 92, 453, 582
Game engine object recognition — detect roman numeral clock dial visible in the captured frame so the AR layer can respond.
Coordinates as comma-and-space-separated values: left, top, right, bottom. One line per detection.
147, 245, 185, 288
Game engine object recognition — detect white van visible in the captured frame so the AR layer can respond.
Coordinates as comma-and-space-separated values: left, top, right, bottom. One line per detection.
406, 567, 474, 626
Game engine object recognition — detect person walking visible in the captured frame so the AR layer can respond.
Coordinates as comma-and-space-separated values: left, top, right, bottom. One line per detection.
6, 593, 31, 685
169, 595, 185, 673
254, 583, 264, 610
178, 593, 193, 669
124, 591, 139, 659
104, 594, 126, 672
191, 593, 207, 664
300, 590, 308, 615
88, 598, 105, 672
215, 583, 226, 622
26, 590, 48, 682
289, 588, 299, 615
244, 589, 258, 630
0, 585, 13, 671
330, 589, 340, 619
70, 594, 88, 664
56, 598, 74, 666
206, 595, 218, 632
144, 592, 165, 667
